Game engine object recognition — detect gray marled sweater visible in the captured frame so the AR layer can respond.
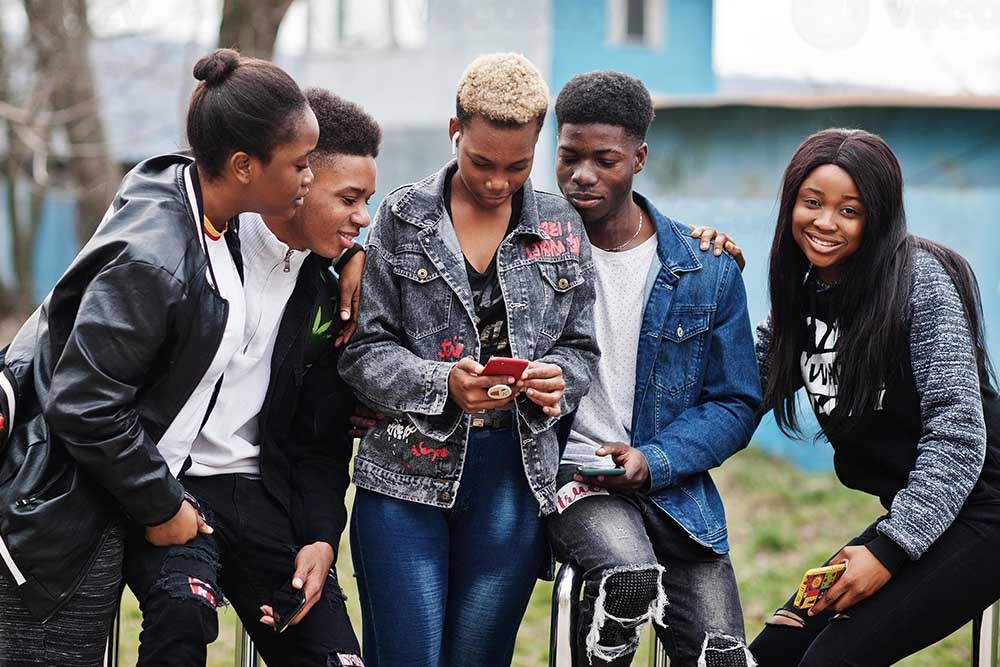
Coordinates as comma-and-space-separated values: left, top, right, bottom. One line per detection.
757, 248, 989, 568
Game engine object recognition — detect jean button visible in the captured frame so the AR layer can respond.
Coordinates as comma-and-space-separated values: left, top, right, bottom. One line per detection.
437, 490, 452, 502
416, 268, 429, 279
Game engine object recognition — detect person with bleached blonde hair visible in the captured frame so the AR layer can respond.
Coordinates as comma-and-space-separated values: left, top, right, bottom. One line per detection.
339, 52, 599, 665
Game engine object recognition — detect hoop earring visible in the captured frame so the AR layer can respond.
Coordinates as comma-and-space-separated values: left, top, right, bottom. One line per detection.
451, 132, 460, 156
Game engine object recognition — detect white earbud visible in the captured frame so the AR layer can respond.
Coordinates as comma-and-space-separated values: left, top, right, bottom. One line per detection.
451, 131, 460, 156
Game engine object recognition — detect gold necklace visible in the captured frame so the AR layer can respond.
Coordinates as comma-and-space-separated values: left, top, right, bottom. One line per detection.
604, 210, 643, 252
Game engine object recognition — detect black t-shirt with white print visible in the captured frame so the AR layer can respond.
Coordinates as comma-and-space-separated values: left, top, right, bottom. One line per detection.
444, 169, 524, 363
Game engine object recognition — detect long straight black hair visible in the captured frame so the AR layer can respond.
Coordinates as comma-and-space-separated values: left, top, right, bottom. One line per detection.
762, 128, 996, 440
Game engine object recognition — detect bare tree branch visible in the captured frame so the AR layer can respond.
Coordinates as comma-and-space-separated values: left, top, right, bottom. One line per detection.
23, 0, 120, 245
218, 0, 295, 60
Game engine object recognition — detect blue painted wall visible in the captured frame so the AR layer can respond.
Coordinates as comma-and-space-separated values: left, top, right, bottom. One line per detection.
31, 194, 78, 304
0, 182, 76, 305
636, 104, 1000, 469
550, 0, 715, 96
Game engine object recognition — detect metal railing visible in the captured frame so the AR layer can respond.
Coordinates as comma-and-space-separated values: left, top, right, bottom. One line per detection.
103, 605, 260, 667
549, 561, 1000, 667
235, 624, 260, 667
549, 561, 669, 667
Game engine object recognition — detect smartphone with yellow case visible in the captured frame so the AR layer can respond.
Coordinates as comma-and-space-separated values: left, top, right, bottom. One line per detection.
793, 562, 848, 609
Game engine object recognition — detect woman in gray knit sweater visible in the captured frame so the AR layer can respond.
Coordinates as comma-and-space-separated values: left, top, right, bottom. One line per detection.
748, 128, 1000, 666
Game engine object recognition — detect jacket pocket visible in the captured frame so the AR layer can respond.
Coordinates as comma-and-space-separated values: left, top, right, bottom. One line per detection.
392, 252, 454, 340
654, 305, 714, 408
536, 259, 583, 341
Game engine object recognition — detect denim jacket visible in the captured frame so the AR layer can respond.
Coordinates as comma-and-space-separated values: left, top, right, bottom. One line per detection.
339, 161, 599, 515
631, 193, 760, 553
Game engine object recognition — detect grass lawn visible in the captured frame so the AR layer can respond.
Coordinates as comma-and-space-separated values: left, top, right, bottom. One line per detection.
116, 446, 973, 666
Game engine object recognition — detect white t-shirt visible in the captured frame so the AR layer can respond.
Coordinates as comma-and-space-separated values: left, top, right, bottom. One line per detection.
157, 169, 247, 476
562, 232, 660, 467
186, 213, 308, 477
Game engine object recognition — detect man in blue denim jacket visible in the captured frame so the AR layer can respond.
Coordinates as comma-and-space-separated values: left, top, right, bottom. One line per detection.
548, 72, 761, 667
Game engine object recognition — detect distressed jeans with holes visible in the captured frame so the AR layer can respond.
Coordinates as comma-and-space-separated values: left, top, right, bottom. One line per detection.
547, 465, 750, 667
123, 474, 362, 667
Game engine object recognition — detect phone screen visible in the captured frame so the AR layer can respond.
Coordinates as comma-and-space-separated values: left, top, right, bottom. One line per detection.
272, 581, 307, 633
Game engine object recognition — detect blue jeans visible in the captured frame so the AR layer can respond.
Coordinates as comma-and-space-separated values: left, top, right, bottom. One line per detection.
547, 465, 748, 667
350, 427, 547, 666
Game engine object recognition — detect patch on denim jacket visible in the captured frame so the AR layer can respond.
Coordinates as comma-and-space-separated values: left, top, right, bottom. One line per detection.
527, 220, 581, 259
380, 418, 452, 473
335, 653, 364, 666
437, 334, 466, 360
556, 480, 609, 514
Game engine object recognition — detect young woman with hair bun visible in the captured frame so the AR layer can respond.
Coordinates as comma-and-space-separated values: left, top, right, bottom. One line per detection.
0, 48, 317, 664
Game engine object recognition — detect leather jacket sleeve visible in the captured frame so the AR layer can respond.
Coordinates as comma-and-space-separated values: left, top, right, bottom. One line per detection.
42, 261, 185, 526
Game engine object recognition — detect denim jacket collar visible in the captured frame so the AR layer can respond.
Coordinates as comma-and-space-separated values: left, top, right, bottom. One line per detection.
635, 191, 702, 279
392, 159, 550, 241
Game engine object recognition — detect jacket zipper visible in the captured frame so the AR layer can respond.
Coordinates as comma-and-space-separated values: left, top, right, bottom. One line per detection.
284, 249, 293, 273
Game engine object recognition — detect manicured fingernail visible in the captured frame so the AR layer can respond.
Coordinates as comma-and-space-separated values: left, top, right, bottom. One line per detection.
293, 578, 303, 588
341, 309, 350, 320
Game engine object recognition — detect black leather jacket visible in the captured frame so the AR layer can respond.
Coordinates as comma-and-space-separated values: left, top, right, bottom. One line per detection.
0, 154, 354, 620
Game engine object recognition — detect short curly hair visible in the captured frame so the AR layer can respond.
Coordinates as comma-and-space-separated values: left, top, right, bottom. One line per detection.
555, 71, 654, 141
456, 53, 549, 129
304, 87, 381, 166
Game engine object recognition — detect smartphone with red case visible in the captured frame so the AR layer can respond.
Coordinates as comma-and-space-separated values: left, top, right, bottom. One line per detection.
480, 357, 530, 381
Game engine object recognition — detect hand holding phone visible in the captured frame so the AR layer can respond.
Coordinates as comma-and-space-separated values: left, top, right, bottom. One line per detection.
260, 542, 335, 632
270, 580, 307, 633
481, 357, 530, 399
516, 361, 566, 416
572, 443, 651, 493
448, 357, 520, 412
793, 562, 848, 610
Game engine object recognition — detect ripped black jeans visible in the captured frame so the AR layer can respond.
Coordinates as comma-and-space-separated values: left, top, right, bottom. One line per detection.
123, 475, 361, 667
547, 466, 749, 667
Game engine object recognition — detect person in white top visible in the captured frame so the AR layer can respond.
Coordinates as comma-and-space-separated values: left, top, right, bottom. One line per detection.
0, 49, 325, 666
122, 87, 379, 667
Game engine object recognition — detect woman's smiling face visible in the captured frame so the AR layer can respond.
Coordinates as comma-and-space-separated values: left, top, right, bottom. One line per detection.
791, 163, 867, 282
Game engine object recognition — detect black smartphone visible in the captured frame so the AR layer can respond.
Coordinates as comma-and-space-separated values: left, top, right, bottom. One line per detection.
271, 580, 307, 633
576, 465, 626, 477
